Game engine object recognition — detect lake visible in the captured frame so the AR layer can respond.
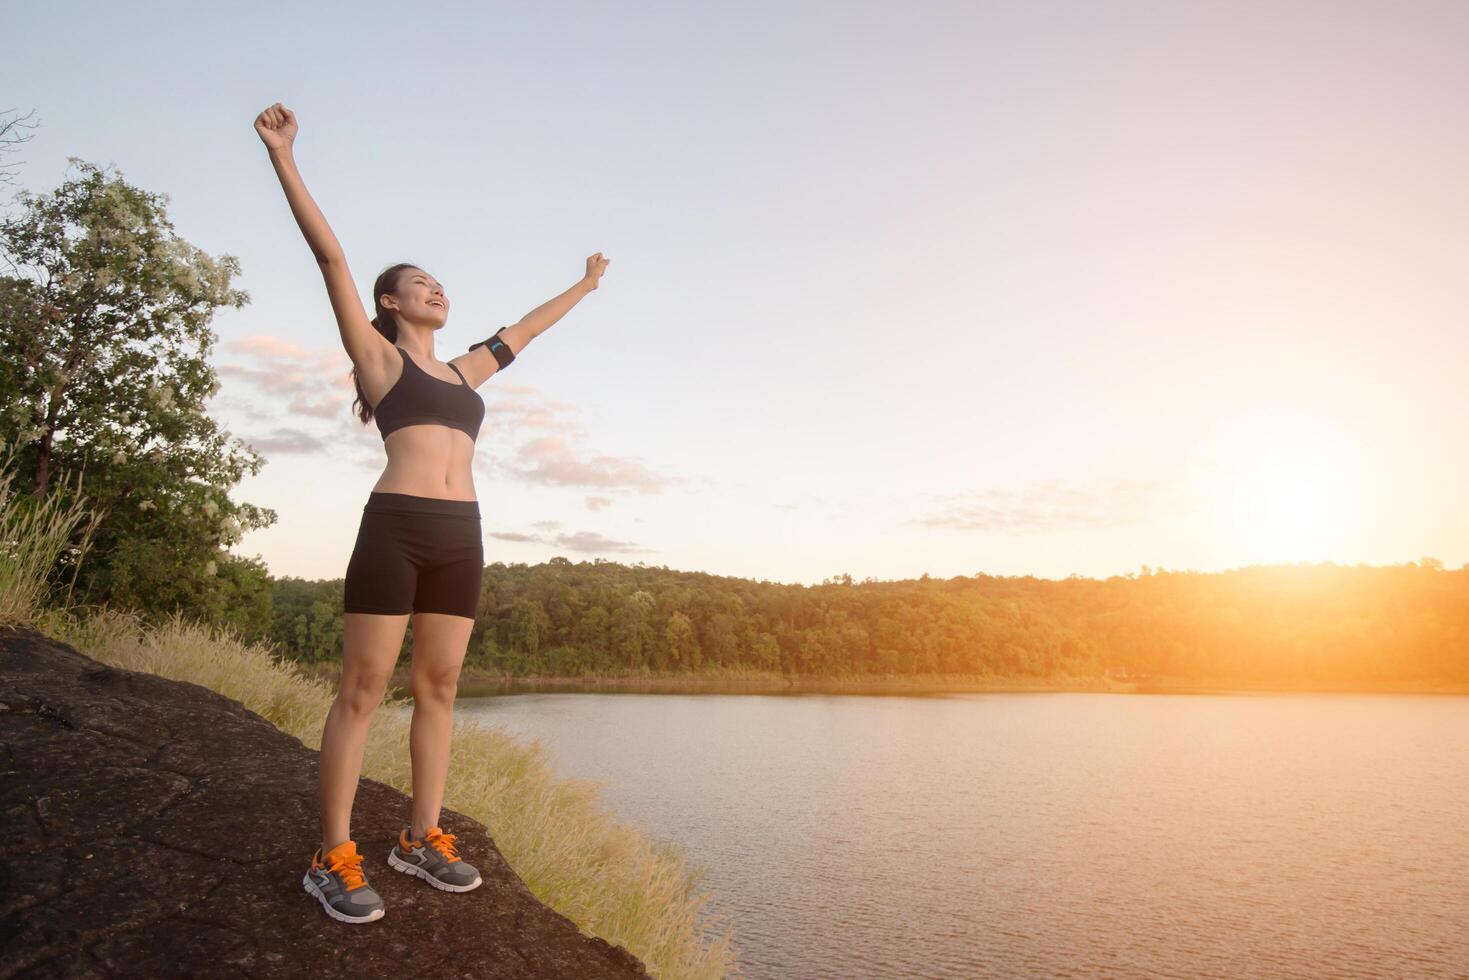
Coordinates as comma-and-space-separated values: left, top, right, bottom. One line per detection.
449, 690, 1469, 978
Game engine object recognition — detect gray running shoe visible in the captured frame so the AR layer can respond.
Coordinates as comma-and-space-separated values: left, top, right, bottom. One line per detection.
387, 825, 483, 892
303, 839, 386, 924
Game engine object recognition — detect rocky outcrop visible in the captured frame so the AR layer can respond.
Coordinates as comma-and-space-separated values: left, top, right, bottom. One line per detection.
0, 626, 652, 979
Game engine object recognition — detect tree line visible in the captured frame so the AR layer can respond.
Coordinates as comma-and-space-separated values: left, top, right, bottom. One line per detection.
265, 557, 1469, 685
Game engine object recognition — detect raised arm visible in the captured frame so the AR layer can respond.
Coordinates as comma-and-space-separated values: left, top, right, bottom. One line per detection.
456, 253, 611, 387
254, 102, 393, 372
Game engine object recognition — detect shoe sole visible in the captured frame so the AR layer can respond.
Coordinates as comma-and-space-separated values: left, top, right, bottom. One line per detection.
387, 848, 484, 892
302, 873, 386, 924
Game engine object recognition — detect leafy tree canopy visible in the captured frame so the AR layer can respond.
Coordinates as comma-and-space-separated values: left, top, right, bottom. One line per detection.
0, 157, 276, 627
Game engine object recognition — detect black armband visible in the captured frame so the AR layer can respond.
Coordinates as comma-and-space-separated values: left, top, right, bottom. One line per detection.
468, 327, 515, 370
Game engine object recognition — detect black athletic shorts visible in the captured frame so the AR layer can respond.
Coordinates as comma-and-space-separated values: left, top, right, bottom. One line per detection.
342, 492, 484, 619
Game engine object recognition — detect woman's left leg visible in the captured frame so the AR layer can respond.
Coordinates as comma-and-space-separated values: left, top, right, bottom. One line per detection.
407, 610, 475, 837
394, 604, 485, 889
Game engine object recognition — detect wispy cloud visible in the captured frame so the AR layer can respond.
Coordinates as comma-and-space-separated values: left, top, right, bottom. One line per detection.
239, 427, 338, 456
586, 495, 613, 511
217, 335, 356, 421
484, 391, 584, 433
489, 526, 649, 555
208, 395, 277, 424
916, 478, 1171, 533
553, 530, 645, 554
493, 433, 673, 493
488, 530, 543, 543
481, 384, 680, 494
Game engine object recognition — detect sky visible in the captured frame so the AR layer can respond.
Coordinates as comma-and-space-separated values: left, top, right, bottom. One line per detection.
5, 1, 1466, 586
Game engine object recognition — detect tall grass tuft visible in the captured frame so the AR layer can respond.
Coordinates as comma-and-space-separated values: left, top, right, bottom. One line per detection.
0, 439, 105, 630
2, 445, 741, 978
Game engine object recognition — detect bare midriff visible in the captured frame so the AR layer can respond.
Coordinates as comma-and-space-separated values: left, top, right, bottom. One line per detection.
371, 425, 478, 500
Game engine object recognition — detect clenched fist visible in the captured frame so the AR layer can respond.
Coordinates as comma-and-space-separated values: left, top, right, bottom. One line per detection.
584, 252, 611, 290
254, 102, 298, 153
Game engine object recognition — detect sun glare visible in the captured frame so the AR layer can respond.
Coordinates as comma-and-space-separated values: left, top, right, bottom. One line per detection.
1230, 465, 1351, 556
1184, 406, 1366, 562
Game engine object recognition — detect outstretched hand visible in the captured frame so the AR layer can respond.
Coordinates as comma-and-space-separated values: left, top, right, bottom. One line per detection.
583, 252, 611, 290
254, 102, 298, 152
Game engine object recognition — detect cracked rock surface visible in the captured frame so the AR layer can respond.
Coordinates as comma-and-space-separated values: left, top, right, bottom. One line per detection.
0, 626, 653, 979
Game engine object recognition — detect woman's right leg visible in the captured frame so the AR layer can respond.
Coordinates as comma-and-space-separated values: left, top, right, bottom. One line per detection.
327, 498, 419, 853
319, 611, 409, 853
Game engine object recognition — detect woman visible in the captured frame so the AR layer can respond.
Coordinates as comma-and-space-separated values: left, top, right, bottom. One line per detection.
254, 101, 610, 925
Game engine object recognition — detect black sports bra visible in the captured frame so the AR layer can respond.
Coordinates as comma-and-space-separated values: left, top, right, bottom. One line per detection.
373, 346, 486, 442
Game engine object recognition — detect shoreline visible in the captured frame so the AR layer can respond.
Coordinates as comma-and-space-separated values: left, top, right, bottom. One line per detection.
298, 663, 1469, 698
449, 671, 1134, 697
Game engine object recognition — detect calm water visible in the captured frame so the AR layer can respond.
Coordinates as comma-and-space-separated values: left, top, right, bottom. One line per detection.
449, 691, 1469, 979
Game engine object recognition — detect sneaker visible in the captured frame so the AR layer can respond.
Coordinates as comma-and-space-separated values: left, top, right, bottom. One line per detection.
387, 825, 483, 892
303, 839, 386, 924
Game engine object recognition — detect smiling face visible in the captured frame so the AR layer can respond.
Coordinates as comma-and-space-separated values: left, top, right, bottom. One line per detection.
383, 267, 449, 327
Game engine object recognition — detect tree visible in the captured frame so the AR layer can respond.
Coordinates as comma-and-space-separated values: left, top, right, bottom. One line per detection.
0, 107, 41, 190
662, 610, 697, 668
509, 597, 552, 659
0, 157, 275, 624
701, 612, 740, 667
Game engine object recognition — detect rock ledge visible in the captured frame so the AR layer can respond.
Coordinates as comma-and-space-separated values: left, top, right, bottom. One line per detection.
0, 626, 652, 979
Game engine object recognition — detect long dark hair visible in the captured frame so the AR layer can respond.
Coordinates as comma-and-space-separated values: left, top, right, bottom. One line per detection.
352, 262, 420, 426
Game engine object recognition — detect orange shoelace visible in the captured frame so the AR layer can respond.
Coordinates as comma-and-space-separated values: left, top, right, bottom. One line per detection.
322, 848, 368, 890
421, 827, 462, 863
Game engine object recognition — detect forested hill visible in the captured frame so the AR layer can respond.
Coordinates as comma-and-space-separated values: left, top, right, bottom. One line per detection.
265, 557, 1469, 687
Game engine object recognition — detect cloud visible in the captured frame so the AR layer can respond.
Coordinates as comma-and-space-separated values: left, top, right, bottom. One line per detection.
220, 336, 349, 388
480, 384, 681, 494
489, 526, 648, 555
208, 395, 276, 423
217, 335, 356, 421
585, 495, 613, 511
238, 427, 338, 456
551, 531, 646, 554
489, 530, 543, 543
484, 393, 584, 433
495, 434, 672, 493
916, 478, 1170, 533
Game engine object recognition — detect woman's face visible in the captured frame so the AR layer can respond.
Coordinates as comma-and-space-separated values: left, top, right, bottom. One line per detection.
387, 268, 449, 326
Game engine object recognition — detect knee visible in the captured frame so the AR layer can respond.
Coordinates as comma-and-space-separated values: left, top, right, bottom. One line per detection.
410, 666, 461, 706
337, 673, 391, 717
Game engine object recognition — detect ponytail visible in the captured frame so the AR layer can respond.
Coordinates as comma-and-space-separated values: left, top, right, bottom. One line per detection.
351, 262, 420, 426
